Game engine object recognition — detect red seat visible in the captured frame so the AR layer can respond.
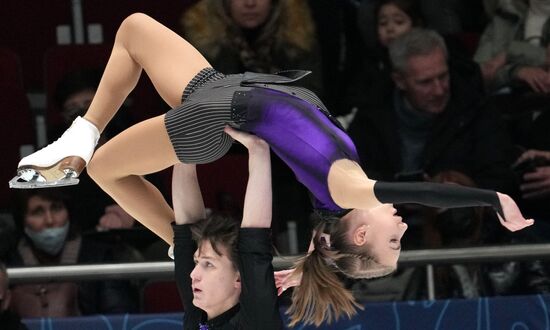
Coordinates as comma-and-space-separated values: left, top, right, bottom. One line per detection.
141, 280, 183, 313
0, 48, 35, 211
197, 153, 248, 212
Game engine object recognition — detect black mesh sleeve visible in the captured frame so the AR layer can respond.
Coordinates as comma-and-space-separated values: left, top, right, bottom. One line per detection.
373, 181, 503, 217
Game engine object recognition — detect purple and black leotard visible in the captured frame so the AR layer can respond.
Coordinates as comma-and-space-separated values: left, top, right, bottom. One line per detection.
165, 68, 503, 215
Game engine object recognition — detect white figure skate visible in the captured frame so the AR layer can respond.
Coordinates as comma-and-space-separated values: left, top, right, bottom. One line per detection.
9, 116, 99, 189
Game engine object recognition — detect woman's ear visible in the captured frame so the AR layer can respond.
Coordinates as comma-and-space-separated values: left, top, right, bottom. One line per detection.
234, 272, 241, 290
353, 224, 369, 246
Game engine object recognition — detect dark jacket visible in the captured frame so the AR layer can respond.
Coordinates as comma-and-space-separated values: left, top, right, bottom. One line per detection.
181, 0, 323, 96
348, 67, 518, 195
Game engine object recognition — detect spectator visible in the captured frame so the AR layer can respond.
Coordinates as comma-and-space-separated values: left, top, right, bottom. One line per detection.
345, 0, 424, 117
7, 188, 138, 318
348, 28, 517, 195
345, 0, 483, 124
474, 0, 550, 92
347, 28, 517, 246
180, 0, 323, 94
0, 262, 28, 330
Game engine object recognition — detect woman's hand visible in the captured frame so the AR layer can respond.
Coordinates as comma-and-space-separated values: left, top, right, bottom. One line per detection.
496, 192, 534, 231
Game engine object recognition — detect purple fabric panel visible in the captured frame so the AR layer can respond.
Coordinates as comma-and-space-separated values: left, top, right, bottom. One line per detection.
242, 88, 359, 212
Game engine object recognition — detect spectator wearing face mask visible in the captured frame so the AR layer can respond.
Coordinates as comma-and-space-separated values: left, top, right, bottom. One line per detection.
6, 188, 138, 318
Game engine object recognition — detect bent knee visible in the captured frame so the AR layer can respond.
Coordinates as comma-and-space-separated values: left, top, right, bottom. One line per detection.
117, 13, 154, 39
87, 150, 111, 184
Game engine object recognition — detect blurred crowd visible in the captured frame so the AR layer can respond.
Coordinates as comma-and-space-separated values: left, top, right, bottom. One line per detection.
2, 0, 550, 318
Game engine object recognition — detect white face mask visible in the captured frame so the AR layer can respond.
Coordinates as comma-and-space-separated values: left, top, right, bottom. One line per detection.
24, 222, 69, 255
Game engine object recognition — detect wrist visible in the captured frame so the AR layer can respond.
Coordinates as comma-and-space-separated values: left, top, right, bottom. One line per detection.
248, 142, 270, 156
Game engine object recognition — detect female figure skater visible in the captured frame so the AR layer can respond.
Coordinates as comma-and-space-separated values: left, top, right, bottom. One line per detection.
172, 126, 281, 329
12, 13, 533, 326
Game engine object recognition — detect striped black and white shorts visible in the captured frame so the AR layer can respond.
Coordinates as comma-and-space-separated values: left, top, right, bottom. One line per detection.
164, 68, 244, 164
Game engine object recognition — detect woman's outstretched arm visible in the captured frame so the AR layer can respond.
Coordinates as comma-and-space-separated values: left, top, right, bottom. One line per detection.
328, 159, 534, 231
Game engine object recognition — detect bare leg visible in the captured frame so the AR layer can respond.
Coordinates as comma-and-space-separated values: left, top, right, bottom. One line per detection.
85, 14, 211, 243
88, 115, 179, 243
84, 13, 211, 132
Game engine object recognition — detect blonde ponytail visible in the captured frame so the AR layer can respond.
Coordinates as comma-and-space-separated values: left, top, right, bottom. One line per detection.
286, 245, 361, 327
286, 218, 396, 327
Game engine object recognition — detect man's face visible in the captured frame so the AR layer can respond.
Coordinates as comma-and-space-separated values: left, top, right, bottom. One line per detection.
393, 47, 450, 114
190, 241, 240, 317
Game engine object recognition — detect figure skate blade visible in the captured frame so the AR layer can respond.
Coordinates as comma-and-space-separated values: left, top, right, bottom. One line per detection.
9, 173, 79, 189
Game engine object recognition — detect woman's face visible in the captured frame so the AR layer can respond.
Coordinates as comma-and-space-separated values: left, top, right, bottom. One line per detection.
190, 241, 241, 318
24, 196, 69, 232
377, 3, 413, 47
346, 204, 408, 268
229, 0, 273, 29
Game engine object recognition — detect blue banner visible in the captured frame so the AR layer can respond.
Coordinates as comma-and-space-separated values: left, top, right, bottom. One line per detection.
23, 294, 550, 330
